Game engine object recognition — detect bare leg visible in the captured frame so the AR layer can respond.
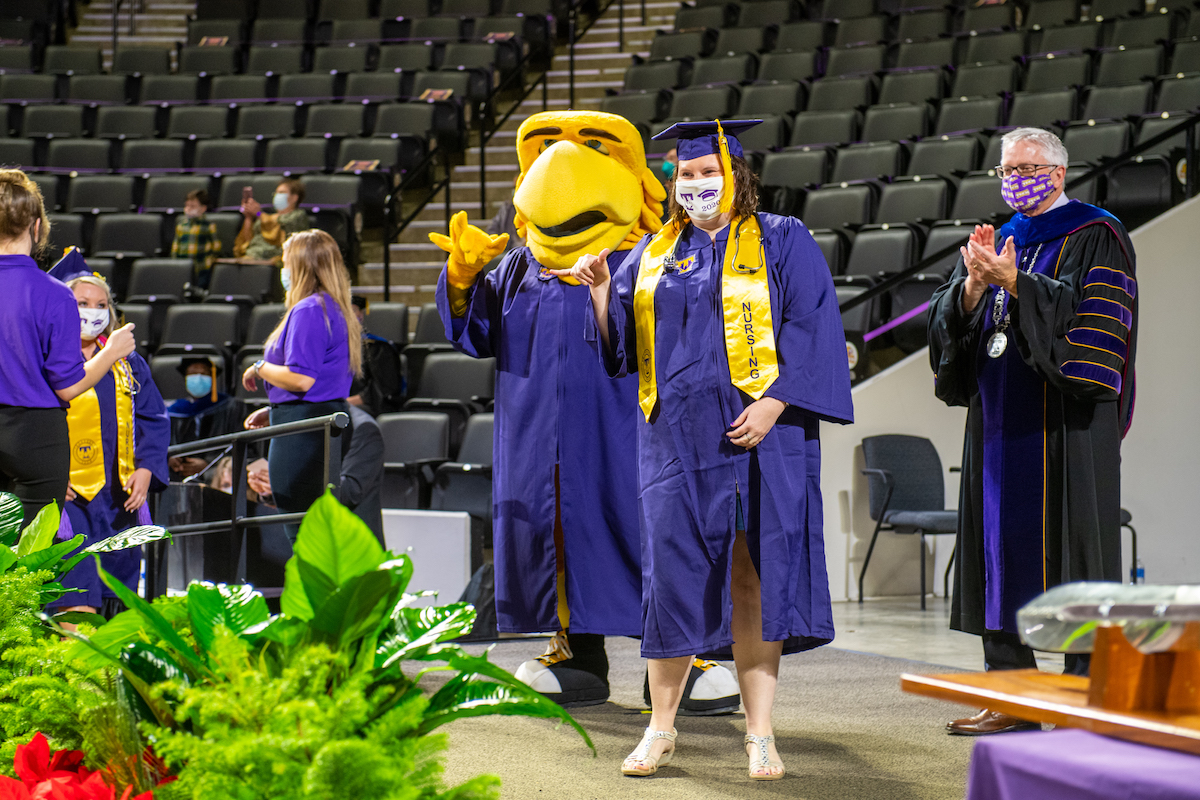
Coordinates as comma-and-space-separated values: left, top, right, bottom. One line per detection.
730, 530, 784, 777
623, 655, 690, 769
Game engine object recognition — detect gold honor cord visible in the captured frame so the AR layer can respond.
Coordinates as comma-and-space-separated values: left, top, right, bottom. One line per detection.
634, 215, 777, 422
66, 359, 138, 501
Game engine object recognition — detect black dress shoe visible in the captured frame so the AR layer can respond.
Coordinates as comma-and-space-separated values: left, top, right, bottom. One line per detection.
947, 708, 1040, 736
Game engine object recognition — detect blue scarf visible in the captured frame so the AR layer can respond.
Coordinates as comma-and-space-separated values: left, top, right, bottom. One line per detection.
999, 199, 1120, 248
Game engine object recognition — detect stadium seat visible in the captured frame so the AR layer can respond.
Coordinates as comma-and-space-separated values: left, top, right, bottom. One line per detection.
236, 105, 298, 140
340, 73, 401, 104
789, 109, 860, 146
314, 46, 371, 75
0, 46, 36, 75
951, 63, 1017, 98
125, 258, 195, 304
844, 225, 921, 283
1094, 46, 1163, 85
1063, 120, 1131, 161
430, 412, 494, 569
46, 138, 111, 172
66, 175, 134, 213
1155, 75, 1200, 114
167, 106, 231, 140
878, 70, 943, 106
144, 176, 213, 214
887, 273, 942, 354
959, 4, 1016, 34
0, 74, 57, 105
674, 5, 732, 31
94, 106, 158, 140
361, 302, 410, 343
193, 139, 261, 172
809, 76, 875, 112
1106, 14, 1174, 48
251, 19, 308, 45
922, 221, 972, 278
378, 411, 450, 509
876, 176, 950, 223
691, 54, 757, 85
139, 75, 202, 106
377, 44, 432, 73
950, 171, 1012, 221
649, 30, 717, 61
178, 45, 240, 76
737, 81, 804, 116
824, 45, 886, 77
119, 140, 186, 172
66, 75, 131, 107
896, 9, 949, 42
207, 263, 275, 303
1081, 82, 1152, 120
29, 173, 58, 210
1023, 0, 1080, 30
279, 73, 339, 104
304, 104, 365, 138
245, 304, 286, 346
906, 135, 978, 176
403, 352, 495, 453
187, 19, 245, 47
713, 26, 773, 56
1169, 39, 1200, 75
775, 21, 828, 53
624, 60, 688, 92
831, 142, 904, 182
757, 51, 817, 82
210, 75, 272, 105
861, 103, 928, 142
112, 47, 172, 76
46, 213, 85, 261
801, 183, 876, 230
1024, 54, 1091, 93
1090, 0, 1143, 20
258, 0, 316, 20
43, 46, 102, 76
247, 46, 308, 76
23, 105, 85, 138
893, 39, 955, 70
961, 31, 1025, 65
934, 96, 1003, 134
1033, 23, 1100, 54
157, 304, 241, 360
834, 16, 887, 47
739, 0, 801, 27
1008, 89, 1077, 128
759, 149, 826, 215
92, 213, 166, 259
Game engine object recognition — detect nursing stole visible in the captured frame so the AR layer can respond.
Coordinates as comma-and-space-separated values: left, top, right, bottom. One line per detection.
635, 215, 778, 420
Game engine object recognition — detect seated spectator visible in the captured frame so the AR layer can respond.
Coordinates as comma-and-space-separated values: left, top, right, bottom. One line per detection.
167, 356, 246, 478
234, 178, 308, 263
348, 295, 405, 416
247, 405, 384, 544
170, 189, 222, 289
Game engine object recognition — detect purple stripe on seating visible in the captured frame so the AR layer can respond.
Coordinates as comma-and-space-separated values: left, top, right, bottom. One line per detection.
1066, 326, 1127, 362
1084, 265, 1136, 298
1076, 296, 1132, 329
863, 300, 930, 342
1061, 359, 1122, 393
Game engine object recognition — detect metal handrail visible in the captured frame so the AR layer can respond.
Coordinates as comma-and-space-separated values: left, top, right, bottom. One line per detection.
151, 411, 350, 597
837, 112, 1200, 316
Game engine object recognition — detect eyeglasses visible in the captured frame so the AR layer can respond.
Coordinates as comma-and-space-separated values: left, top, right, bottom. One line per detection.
994, 164, 1059, 178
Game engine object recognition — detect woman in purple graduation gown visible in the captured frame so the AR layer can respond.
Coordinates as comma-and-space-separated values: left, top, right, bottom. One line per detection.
54, 273, 170, 618
243, 229, 360, 542
560, 121, 854, 780
0, 170, 137, 527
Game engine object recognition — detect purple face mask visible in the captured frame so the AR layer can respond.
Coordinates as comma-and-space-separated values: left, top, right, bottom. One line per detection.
1001, 171, 1058, 213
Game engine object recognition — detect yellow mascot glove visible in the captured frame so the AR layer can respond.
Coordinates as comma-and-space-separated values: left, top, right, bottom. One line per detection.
429, 211, 509, 291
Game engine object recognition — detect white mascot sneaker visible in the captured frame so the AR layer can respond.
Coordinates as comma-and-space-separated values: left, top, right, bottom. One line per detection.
514, 631, 610, 708
644, 659, 742, 715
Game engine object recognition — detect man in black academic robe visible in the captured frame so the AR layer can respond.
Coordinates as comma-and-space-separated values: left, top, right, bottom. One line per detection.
928, 128, 1137, 735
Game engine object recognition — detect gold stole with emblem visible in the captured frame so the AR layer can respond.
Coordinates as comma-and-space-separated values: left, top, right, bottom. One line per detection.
66, 358, 137, 501
633, 215, 779, 421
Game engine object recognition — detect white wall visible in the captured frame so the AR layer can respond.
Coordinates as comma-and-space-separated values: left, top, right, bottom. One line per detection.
824, 195, 1200, 600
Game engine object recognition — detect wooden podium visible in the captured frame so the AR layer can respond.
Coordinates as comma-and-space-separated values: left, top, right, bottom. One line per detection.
902, 623, 1200, 754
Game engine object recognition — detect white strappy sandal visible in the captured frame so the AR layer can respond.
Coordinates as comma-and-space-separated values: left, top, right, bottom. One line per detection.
745, 733, 785, 781
621, 727, 677, 777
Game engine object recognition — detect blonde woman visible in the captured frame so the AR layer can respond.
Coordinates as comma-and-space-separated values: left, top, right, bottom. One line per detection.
53, 270, 169, 619
243, 229, 361, 540
0, 170, 135, 527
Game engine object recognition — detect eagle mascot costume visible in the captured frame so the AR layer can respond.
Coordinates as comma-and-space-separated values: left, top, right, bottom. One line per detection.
431, 110, 740, 712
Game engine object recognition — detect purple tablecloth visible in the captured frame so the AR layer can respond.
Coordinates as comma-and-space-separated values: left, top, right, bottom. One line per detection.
967, 729, 1200, 800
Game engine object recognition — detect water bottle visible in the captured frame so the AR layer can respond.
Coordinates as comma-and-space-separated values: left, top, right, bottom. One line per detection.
1134, 558, 1145, 585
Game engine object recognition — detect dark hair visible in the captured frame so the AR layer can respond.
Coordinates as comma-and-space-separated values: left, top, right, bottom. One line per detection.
278, 177, 306, 203
186, 188, 210, 207
0, 169, 49, 254
665, 155, 761, 229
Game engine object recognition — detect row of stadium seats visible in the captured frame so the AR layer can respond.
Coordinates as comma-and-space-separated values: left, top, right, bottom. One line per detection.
673, 4, 1195, 49
606, 83, 1197, 151
644, 28, 1200, 75
195, 0, 557, 24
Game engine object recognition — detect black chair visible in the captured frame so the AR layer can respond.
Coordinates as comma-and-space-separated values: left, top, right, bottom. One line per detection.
430, 412, 494, 572
402, 351, 495, 453
360, 301, 410, 343
858, 434, 958, 609
378, 411, 451, 509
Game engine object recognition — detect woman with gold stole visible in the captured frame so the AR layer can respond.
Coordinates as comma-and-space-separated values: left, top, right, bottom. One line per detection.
560, 121, 854, 780
51, 256, 170, 618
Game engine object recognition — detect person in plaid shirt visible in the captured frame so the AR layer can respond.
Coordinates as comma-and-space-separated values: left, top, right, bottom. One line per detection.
170, 189, 221, 289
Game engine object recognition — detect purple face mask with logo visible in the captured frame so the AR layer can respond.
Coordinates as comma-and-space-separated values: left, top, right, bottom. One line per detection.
1001, 172, 1058, 213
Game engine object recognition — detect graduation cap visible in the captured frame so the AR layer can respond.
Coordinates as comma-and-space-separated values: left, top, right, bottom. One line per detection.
651, 119, 762, 215
47, 246, 94, 283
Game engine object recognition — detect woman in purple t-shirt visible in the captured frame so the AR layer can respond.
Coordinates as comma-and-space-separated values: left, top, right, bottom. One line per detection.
0, 170, 137, 526
242, 229, 361, 540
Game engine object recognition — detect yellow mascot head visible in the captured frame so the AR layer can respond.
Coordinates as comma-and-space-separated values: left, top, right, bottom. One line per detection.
513, 110, 667, 270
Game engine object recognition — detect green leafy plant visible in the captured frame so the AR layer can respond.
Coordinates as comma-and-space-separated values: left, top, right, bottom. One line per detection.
57, 491, 592, 799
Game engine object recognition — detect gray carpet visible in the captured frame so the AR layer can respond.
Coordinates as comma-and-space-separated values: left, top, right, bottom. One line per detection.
426, 638, 977, 800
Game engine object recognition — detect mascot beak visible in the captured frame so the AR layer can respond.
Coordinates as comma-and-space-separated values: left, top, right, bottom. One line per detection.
514, 140, 643, 268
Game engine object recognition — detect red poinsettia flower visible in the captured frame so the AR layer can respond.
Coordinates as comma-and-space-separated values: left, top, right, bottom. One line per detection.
13, 734, 88, 790
0, 775, 33, 800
